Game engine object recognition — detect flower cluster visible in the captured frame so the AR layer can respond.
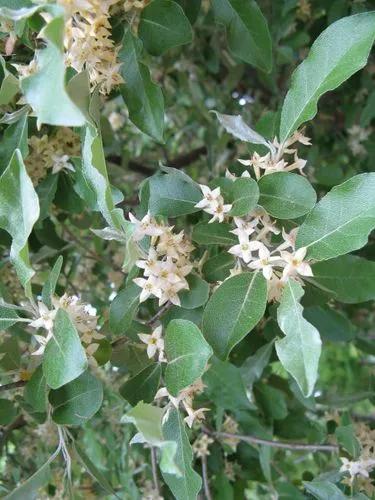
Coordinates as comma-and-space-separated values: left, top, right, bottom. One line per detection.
238, 129, 311, 179
194, 184, 232, 223
192, 434, 214, 458
340, 423, 375, 493
347, 124, 371, 157
28, 293, 102, 357
194, 180, 313, 301
221, 415, 240, 451
124, 0, 150, 12
59, 0, 123, 94
25, 128, 80, 184
130, 212, 194, 307
155, 379, 208, 428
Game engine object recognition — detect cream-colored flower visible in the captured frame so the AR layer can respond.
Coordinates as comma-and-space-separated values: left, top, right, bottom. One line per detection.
138, 326, 165, 361
280, 247, 313, 280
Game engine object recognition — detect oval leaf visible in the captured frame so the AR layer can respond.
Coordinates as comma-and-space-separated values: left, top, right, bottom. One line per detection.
258, 172, 316, 219
165, 319, 212, 396
179, 274, 210, 309
229, 177, 260, 216
311, 255, 375, 304
109, 283, 140, 335
49, 371, 103, 425
139, 0, 193, 56
43, 308, 87, 390
280, 12, 375, 141
192, 222, 237, 246
202, 271, 267, 359
276, 279, 322, 397
120, 363, 161, 406
296, 173, 375, 261
212, 0, 272, 72
119, 29, 164, 142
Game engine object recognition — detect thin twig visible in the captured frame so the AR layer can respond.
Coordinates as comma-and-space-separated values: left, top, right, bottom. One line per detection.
150, 447, 160, 495
204, 428, 339, 452
147, 302, 172, 327
0, 380, 26, 393
201, 455, 212, 500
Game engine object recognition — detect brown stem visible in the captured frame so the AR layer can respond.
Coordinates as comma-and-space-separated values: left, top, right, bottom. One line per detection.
147, 302, 172, 327
203, 428, 339, 452
150, 447, 160, 495
201, 455, 212, 500
0, 380, 26, 393
108, 146, 207, 176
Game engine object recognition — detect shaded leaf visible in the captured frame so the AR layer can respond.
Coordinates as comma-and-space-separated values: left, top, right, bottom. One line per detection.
212, 0, 272, 72
202, 272, 267, 359
109, 283, 140, 335
49, 370, 103, 425
165, 319, 213, 396
120, 363, 161, 406
119, 29, 164, 142
139, 0, 193, 56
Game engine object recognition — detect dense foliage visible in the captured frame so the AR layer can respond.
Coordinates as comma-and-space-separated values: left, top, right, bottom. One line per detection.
0, 0, 375, 498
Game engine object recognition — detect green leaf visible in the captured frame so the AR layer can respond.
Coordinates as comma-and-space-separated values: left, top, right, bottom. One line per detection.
139, 0, 193, 56
258, 172, 316, 219
296, 173, 375, 261
303, 306, 355, 342
74, 443, 118, 497
122, 402, 179, 476
0, 113, 28, 174
49, 370, 103, 425
0, 55, 19, 106
81, 122, 124, 230
43, 309, 87, 390
202, 271, 267, 359
36, 174, 58, 222
192, 222, 237, 246
109, 283, 140, 335
212, 0, 272, 72
24, 365, 47, 413
179, 274, 210, 309
303, 481, 347, 500
229, 177, 259, 216
148, 169, 202, 217
254, 384, 288, 420
120, 363, 161, 406
165, 319, 213, 396
123, 401, 165, 443
21, 10, 86, 127
276, 279, 321, 397
42, 256, 63, 309
119, 29, 164, 142
4, 447, 60, 500
241, 341, 274, 389
202, 252, 235, 282
162, 408, 202, 500
335, 424, 361, 458
310, 255, 375, 304
0, 304, 20, 330
203, 357, 254, 411
0, 150, 40, 296
280, 12, 375, 141
0, 399, 16, 425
